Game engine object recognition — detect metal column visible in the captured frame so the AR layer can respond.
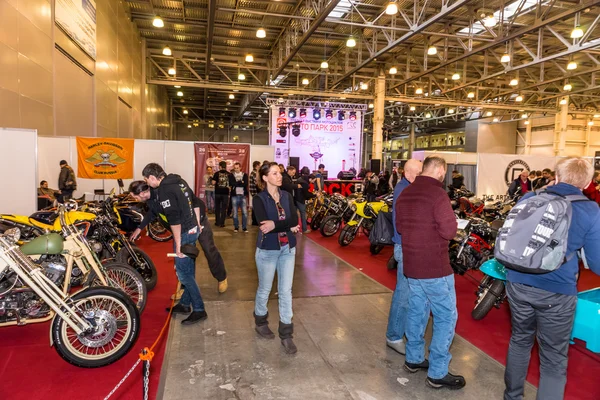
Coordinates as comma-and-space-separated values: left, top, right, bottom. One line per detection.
408, 123, 415, 158
372, 73, 386, 164
554, 98, 569, 156
525, 117, 532, 154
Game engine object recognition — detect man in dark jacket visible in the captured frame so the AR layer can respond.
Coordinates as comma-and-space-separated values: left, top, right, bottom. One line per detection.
212, 161, 235, 228
504, 158, 600, 400
58, 160, 77, 202
449, 170, 465, 190
142, 163, 207, 325
396, 156, 464, 390
281, 166, 296, 196
508, 170, 532, 198
231, 162, 249, 232
290, 166, 313, 233
532, 168, 551, 190
128, 180, 228, 295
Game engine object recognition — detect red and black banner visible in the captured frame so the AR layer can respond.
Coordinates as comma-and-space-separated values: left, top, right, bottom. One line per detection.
194, 143, 250, 199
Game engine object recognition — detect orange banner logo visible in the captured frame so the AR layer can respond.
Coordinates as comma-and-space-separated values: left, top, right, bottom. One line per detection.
76, 137, 134, 179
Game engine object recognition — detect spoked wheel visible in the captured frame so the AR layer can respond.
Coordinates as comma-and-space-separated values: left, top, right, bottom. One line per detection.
116, 245, 158, 291
320, 215, 342, 237
310, 211, 325, 231
147, 219, 172, 242
87, 262, 147, 313
370, 244, 384, 255
338, 225, 359, 246
471, 278, 504, 320
51, 286, 140, 368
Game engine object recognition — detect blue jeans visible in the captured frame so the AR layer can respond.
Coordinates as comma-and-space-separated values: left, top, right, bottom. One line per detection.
174, 232, 205, 312
254, 245, 296, 324
406, 274, 458, 379
386, 243, 409, 342
296, 201, 307, 232
231, 195, 248, 230
205, 190, 215, 212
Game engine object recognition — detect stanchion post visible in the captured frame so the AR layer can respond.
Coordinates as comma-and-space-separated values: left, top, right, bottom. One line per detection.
142, 348, 150, 400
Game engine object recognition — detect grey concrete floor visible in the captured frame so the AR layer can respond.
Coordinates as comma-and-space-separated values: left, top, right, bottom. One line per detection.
158, 220, 536, 400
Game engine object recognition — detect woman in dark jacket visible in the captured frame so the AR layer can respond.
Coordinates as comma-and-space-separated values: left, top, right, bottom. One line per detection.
252, 162, 300, 354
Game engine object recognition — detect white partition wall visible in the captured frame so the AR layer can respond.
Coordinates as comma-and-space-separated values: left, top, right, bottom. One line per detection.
164, 141, 195, 186
0, 128, 37, 215
38, 136, 71, 191
250, 145, 276, 165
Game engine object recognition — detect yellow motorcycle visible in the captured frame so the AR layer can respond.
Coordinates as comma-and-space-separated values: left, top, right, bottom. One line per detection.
338, 198, 389, 247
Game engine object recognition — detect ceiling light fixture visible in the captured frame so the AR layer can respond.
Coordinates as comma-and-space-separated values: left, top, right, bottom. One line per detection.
524, 120, 530, 125
187, 124, 192, 128
385, 1, 398, 15
509, 78, 518, 86
162, 46, 172, 56
245, 54, 254, 62
483, 14, 497, 27
410, 106, 416, 111
174, 85, 181, 88
302, 78, 309, 85
521, 113, 528, 119
567, 61, 578, 70
183, 109, 188, 114
448, 108, 455, 114
256, 28, 266, 38
415, 87, 423, 95
486, 111, 493, 117
467, 91, 475, 98
563, 83, 572, 91
346, 36, 356, 48
389, 66, 398, 75
168, 67, 176, 75
368, 103, 374, 109
152, 16, 164, 28
571, 25, 584, 39
452, 72, 460, 81
594, 114, 600, 118
425, 112, 432, 118
493, 117, 499, 122
177, 91, 183, 97
360, 82, 368, 90
321, 61, 329, 69
427, 46, 437, 55
229, 94, 235, 99
560, 98, 568, 105
238, 73, 246, 80
588, 121, 595, 126
501, 53, 511, 63
515, 95, 523, 102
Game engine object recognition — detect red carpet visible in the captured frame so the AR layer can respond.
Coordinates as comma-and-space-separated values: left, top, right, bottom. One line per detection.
306, 232, 600, 400
0, 236, 175, 400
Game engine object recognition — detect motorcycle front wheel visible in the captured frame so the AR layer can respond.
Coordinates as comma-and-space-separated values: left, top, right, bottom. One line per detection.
116, 245, 158, 291
147, 219, 173, 242
320, 215, 342, 237
87, 262, 147, 313
338, 225, 358, 246
310, 211, 325, 231
471, 278, 505, 320
51, 286, 140, 368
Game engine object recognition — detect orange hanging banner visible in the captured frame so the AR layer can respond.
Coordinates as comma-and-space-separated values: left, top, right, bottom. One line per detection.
76, 137, 134, 179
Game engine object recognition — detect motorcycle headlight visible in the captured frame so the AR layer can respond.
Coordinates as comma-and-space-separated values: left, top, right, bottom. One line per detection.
3, 227, 21, 243
350, 204, 357, 212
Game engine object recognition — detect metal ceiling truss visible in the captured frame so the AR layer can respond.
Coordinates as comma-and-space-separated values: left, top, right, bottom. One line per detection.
265, 98, 368, 110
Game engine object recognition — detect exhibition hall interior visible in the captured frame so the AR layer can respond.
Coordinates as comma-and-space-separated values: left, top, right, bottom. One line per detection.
1, 0, 600, 398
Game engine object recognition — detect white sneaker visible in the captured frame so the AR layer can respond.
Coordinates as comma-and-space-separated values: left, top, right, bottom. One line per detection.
386, 339, 406, 355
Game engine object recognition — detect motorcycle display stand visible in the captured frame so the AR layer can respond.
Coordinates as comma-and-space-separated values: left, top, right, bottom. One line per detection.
571, 288, 600, 353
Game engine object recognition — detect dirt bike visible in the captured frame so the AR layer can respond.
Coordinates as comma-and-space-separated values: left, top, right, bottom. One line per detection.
0, 228, 141, 367
338, 198, 389, 248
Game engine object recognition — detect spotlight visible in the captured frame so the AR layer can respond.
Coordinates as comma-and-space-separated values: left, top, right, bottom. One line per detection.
279, 124, 287, 137
299, 108, 307, 118
483, 14, 497, 27
338, 111, 345, 121
521, 113, 528, 119
288, 108, 297, 118
292, 124, 301, 136
349, 111, 357, 121
325, 109, 333, 119
279, 108, 286, 117
313, 109, 321, 120
187, 124, 192, 128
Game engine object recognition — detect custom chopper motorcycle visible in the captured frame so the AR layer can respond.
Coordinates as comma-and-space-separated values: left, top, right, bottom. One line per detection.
0, 228, 141, 367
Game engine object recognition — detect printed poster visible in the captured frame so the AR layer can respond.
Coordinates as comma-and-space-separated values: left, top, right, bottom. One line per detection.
194, 143, 250, 199
76, 137, 134, 179
56, 0, 97, 59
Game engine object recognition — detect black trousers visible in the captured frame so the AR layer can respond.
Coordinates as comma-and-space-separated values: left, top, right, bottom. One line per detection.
198, 216, 227, 282
215, 193, 229, 226
504, 282, 577, 400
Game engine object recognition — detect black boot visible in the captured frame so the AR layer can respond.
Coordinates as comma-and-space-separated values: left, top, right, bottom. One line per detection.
166, 303, 191, 314
254, 312, 275, 339
181, 310, 208, 325
278, 322, 297, 354
426, 373, 466, 390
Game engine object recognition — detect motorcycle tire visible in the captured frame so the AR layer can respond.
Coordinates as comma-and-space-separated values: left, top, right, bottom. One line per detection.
86, 261, 148, 313
338, 225, 358, 246
387, 255, 397, 270
51, 286, 140, 368
370, 244, 384, 255
471, 279, 505, 320
310, 211, 325, 231
320, 215, 342, 237
147, 219, 173, 242
116, 245, 158, 291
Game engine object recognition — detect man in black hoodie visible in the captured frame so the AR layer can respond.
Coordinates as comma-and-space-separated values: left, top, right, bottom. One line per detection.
142, 163, 207, 325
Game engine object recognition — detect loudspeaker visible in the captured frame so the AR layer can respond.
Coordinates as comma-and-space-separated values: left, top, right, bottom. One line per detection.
370, 159, 381, 175
289, 156, 300, 171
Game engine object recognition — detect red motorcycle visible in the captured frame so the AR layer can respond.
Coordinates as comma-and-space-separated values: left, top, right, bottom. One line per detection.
449, 218, 502, 275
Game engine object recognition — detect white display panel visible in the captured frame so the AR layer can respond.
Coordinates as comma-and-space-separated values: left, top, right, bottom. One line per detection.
0, 128, 37, 215
134, 139, 165, 178
270, 108, 362, 176
165, 141, 195, 189
250, 145, 275, 165
38, 136, 71, 192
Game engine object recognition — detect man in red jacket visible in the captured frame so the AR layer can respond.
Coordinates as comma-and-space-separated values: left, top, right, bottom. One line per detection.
396, 156, 464, 390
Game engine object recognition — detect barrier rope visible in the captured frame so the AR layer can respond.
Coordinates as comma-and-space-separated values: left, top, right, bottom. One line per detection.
103, 281, 180, 400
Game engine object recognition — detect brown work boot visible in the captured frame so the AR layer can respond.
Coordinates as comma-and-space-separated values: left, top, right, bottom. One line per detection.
170, 288, 184, 301
218, 278, 228, 293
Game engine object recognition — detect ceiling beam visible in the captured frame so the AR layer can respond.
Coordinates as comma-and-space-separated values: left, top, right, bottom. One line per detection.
390, 0, 600, 90
330, 0, 471, 89
203, 0, 217, 119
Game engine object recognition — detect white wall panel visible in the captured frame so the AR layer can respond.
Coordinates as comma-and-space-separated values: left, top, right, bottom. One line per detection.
134, 139, 165, 178
0, 128, 37, 215
250, 145, 275, 165
38, 136, 71, 190
164, 141, 195, 188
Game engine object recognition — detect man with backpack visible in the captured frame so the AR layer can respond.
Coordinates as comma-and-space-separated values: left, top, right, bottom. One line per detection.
212, 161, 235, 228
499, 157, 600, 400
